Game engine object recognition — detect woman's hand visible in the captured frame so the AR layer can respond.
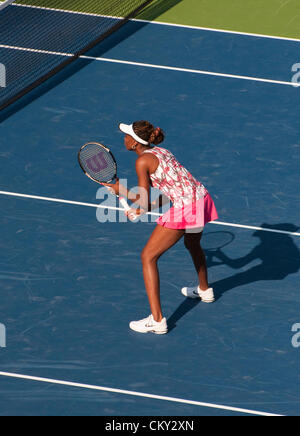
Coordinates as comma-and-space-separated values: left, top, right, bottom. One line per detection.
125, 207, 146, 222
101, 178, 120, 196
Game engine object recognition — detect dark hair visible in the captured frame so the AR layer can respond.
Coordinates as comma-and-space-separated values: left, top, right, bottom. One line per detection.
133, 120, 165, 145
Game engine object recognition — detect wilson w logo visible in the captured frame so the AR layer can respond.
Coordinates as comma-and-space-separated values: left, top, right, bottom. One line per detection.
0, 63, 6, 88
86, 152, 108, 173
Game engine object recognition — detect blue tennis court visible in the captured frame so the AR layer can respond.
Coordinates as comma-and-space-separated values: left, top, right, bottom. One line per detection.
0, 1, 300, 417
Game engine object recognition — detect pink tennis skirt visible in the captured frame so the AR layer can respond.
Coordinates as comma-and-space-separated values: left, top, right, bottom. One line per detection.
156, 193, 218, 231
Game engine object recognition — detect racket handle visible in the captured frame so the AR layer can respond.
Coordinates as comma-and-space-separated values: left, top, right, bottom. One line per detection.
119, 197, 131, 211
119, 197, 138, 221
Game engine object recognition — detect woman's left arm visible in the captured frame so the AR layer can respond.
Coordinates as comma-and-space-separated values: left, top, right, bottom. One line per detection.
132, 156, 152, 211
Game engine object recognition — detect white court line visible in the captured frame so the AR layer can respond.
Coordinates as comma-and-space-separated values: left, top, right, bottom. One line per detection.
136, 18, 300, 44
0, 190, 299, 237
0, 190, 123, 212
0, 371, 283, 416
0, 44, 72, 57
0, 43, 298, 88
82, 55, 300, 88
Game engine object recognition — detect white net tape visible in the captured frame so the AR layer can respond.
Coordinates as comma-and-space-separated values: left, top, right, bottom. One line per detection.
0, 0, 16, 12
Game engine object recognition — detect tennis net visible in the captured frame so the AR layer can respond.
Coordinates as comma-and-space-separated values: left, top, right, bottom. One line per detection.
0, 0, 154, 111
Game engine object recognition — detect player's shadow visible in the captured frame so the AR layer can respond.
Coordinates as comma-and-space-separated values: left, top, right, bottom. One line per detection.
168, 223, 300, 331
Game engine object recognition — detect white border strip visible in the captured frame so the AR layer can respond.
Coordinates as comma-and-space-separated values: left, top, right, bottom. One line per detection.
0, 190, 299, 237
135, 18, 300, 44
0, 371, 283, 416
12, 2, 300, 43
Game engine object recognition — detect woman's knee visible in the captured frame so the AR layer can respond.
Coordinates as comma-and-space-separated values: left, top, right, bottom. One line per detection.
141, 247, 159, 264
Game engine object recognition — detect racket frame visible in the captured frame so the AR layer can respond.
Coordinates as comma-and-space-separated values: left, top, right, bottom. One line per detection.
78, 142, 117, 184
78, 141, 137, 219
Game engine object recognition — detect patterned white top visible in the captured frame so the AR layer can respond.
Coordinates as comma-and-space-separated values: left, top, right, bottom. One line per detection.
143, 147, 207, 208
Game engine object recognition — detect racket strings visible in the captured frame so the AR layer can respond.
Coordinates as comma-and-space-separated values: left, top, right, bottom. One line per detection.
79, 143, 116, 183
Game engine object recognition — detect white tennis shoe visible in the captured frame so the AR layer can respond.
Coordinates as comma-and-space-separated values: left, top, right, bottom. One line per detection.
181, 286, 215, 303
129, 315, 168, 335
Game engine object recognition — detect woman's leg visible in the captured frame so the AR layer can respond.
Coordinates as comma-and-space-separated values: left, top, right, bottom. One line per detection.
141, 225, 185, 322
184, 232, 209, 291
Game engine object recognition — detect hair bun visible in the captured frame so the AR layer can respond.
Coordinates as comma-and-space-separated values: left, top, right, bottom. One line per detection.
132, 120, 165, 145
152, 126, 165, 145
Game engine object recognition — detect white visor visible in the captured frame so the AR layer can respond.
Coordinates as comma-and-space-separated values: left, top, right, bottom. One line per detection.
119, 123, 149, 146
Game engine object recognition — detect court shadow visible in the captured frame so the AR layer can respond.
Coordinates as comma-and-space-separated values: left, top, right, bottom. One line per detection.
168, 298, 200, 332
0, 0, 184, 121
136, 0, 183, 21
168, 223, 300, 331
212, 223, 300, 299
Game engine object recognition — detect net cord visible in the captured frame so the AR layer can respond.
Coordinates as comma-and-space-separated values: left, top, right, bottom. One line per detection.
0, 0, 16, 11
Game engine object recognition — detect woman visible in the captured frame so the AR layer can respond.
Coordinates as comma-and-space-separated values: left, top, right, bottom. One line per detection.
104, 121, 218, 334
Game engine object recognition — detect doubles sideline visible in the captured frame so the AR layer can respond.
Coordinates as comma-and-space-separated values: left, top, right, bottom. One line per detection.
0, 190, 299, 237
0, 43, 299, 88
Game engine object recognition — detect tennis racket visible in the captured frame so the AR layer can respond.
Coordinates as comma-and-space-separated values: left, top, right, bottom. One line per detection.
78, 142, 137, 220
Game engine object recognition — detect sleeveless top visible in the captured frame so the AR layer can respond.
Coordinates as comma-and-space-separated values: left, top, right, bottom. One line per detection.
143, 146, 208, 208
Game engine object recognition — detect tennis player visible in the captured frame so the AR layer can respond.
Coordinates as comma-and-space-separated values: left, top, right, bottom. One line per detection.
104, 121, 218, 334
